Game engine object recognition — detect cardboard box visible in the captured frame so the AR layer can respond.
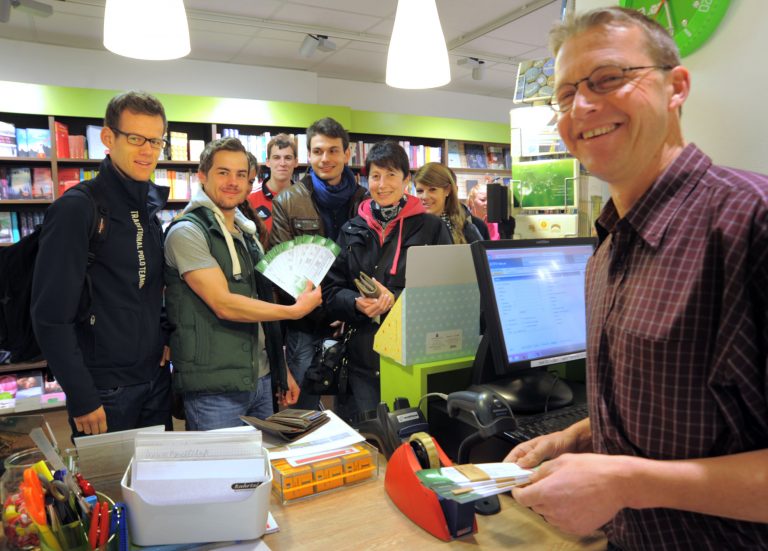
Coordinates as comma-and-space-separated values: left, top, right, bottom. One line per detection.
374, 244, 481, 365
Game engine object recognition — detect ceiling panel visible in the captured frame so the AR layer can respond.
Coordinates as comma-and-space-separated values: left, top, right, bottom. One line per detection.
230, 36, 320, 71
271, 3, 383, 32
185, 0, 284, 19
188, 30, 255, 63
487, 2, 562, 46
289, 0, 396, 19
0, 0, 562, 99
460, 34, 542, 61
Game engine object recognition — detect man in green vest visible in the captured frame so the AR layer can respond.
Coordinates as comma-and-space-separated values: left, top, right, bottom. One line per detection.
164, 137, 322, 430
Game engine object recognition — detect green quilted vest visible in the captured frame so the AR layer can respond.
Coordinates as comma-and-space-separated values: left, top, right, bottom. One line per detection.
164, 207, 263, 393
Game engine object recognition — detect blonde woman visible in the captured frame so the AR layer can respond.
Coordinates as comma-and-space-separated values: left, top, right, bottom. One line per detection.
413, 162, 486, 243
466, 182, 500, 240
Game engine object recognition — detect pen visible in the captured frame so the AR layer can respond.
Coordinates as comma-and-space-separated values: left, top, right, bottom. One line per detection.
98, 501, 110, 549
88, 500, 111, 550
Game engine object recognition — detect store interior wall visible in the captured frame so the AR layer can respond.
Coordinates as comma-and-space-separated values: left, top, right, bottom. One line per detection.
0, 37, 512, 126
577, 0, 767, 174
1, 1, 763, 172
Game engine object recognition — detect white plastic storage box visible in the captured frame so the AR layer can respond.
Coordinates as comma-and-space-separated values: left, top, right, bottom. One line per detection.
120, 454, 272, 545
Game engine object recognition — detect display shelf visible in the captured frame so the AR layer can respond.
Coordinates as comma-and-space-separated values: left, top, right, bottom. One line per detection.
451, 167, 509, 175
0, 156, 52, 164
0, 199, 51, 205
0, 359, 46, 375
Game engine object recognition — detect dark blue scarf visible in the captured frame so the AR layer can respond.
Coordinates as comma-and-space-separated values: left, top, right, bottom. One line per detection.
311, 166, 358, 241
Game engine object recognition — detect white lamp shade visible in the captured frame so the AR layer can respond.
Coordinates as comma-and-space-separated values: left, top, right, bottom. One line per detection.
386, 0, 450, 89
104, 0, 191, 61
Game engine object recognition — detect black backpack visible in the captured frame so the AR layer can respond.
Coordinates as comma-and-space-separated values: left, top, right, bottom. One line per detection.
0, 182, 109, 363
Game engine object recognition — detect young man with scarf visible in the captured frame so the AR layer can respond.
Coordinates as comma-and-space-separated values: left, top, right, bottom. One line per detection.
270, 117, 367, 410
323, 141, 451, 421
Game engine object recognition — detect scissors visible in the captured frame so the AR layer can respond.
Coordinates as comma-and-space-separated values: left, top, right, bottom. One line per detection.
39, 475, 79, 524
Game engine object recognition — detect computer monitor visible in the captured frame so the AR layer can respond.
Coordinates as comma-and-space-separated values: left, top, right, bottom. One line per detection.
470, 238, 595, 413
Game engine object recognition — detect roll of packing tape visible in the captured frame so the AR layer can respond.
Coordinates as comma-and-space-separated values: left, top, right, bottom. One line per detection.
409, 432, 439, 469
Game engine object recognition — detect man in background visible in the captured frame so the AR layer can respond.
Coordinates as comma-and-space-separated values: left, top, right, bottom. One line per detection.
506, 8, 768, 549
270, 117, 367, 410
164, 137, 321, 430
32, 91, 172, 436
247, 133, 299, 233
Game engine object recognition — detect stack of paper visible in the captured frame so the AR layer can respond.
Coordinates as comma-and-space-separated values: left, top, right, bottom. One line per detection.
131, 430, 266, 505
256, 236, 340, 298
415, 463, 533, 504
264, 410, 364, 462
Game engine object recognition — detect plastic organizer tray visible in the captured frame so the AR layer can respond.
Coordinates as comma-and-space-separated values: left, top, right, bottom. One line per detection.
271, 441, 378, 504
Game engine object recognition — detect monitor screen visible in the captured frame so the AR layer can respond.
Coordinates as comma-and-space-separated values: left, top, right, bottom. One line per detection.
470, 238, 595, 411
511, 158, 579, 210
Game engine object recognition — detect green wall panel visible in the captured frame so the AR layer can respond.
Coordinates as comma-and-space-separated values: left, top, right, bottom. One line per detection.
0, 80, 507, 143
350, 110, 508, 143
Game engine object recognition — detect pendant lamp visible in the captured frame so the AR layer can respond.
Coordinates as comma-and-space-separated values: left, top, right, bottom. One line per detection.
386, 0, 450, 89
104, 0, 191, 60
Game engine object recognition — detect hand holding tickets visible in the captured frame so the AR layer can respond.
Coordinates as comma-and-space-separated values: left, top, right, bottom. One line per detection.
256, 236, 340, 299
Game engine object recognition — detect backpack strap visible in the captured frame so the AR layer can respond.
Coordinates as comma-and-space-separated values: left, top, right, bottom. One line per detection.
76, 181, 110, 267
64, 181, 110, 321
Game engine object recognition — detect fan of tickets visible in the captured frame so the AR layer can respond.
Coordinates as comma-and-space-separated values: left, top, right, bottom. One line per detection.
256, 236, 341, 298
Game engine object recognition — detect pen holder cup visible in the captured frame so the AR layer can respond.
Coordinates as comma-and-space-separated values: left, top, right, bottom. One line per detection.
2, 448, 49, 551
38, 492, 116, 551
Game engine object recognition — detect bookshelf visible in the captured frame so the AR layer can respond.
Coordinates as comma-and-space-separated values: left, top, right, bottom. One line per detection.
444, 139, 511, 200
0, 81, 509, 243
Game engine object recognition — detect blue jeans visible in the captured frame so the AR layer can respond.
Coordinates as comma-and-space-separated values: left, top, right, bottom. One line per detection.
286, 327, 322, 410
183, 374, 274, 431
69, 364, 172, 439
335, 371, 380, 424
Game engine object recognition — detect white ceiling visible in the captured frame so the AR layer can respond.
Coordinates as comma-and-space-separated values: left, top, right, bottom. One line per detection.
0, 0, 563, 99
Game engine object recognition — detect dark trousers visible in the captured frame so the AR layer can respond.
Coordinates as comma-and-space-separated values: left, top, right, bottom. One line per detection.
68, 364, 172, 439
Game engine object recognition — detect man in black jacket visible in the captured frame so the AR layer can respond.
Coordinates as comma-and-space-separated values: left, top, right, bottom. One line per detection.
32, 91, 172, 436
269, 117, 367, 409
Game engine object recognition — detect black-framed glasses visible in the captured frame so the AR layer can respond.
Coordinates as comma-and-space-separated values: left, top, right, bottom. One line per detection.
110, 127, 168, 150
549, 64, 674, 113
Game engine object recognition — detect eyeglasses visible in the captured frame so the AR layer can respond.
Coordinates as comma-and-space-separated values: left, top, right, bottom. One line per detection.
549, 64, 674, 113
110, 127, 168, 149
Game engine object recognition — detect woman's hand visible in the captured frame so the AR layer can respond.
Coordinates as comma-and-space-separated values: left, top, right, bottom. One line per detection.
354, 278, 395, 319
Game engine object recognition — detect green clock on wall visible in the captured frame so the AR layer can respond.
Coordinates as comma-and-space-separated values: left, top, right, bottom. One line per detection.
618, 0, 731, 57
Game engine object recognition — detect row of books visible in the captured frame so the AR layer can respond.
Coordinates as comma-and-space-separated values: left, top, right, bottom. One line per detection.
0, 370, 66, 412
446, 141, 512, 170
168, 131, 205, 162
54, 121, 90, 159
58, 167, 99, 194
0, 209, 45, 243
219, 129, 309, 164
153, 168, 201, 201
0, 122, 53, 159
0, 166, 54, 200
348, 141, 443, 169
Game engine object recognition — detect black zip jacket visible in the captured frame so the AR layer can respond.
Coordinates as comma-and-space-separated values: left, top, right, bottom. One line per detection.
31, 156, 169, 418
323, 197, 451, 376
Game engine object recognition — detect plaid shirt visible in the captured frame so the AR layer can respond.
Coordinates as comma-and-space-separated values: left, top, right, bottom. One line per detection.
586, 144, 768, 550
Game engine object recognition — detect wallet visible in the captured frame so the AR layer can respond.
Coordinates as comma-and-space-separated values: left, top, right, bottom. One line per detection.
354, 271, 380, 298
241, 410, 330, 442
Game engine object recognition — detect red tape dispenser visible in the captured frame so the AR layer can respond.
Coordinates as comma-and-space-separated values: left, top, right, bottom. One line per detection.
384, 432, 477, 541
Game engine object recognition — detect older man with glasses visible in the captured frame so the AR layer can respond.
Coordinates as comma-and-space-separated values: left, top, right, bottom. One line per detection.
505, 7, 768, 550
32, 91, 173, 438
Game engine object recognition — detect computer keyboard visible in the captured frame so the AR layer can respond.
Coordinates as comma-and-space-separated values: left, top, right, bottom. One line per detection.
504, 402, 589, 443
